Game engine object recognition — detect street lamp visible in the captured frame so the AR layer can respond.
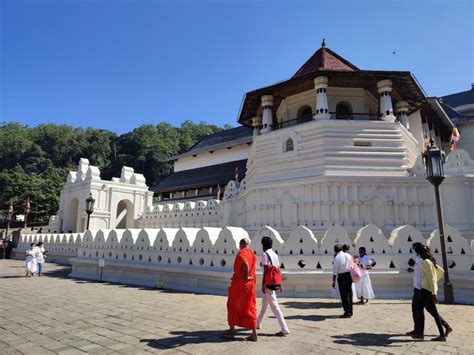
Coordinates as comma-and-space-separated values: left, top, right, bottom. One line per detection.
85, 193, 95, 230
24, 196, 31, 228
423, 139, 454, 303
2, 201, 13, 259
5, 201, 13, 239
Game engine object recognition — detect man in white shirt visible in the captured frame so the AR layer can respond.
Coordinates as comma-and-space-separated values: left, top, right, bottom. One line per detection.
257, 236, 289, 336
35, 242, 46, 276
332, 244, 353, 318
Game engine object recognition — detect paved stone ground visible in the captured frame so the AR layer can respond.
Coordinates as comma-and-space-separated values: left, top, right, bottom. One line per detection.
0, 260, 473, 355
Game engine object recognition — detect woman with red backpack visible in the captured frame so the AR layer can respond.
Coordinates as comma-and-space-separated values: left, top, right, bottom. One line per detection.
256, 236, 289, 337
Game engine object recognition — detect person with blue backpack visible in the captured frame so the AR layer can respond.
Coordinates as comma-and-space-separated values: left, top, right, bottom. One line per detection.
256, 236, 289, 337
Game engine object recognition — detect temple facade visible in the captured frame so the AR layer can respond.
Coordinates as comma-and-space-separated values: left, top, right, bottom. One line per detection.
44, 43, 473, 241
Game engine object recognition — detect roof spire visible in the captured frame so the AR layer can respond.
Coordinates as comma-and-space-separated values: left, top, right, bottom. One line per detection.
321, 38, 326, 47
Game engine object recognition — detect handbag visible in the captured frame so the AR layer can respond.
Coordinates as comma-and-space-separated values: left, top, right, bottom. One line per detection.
349, 257, 362, 283
263, 251, 283, 290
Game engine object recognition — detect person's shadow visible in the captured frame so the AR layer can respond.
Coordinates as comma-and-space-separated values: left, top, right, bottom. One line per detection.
332, 333, 414, 347
141, 330, 231, 349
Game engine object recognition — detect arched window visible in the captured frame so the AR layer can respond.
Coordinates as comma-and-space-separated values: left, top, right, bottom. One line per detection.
335, 102, 353, 119
285, 138, 294, 152
297, 105, 313, 123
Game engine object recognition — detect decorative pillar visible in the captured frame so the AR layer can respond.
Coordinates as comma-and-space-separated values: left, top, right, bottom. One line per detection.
261, 95, 274, 134
251, 116, 261, 136
314, 76, 330, 120
395, 101, 410, 130
377, 80, 396, 122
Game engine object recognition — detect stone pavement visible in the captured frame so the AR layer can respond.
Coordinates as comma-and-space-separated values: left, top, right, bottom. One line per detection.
0, 260, 473, 355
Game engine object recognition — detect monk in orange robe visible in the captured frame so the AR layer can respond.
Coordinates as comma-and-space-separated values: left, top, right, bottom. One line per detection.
224, 238, 258, 341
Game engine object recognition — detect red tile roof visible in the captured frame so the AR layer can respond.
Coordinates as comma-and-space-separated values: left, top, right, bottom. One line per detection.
292, 47, 359, 78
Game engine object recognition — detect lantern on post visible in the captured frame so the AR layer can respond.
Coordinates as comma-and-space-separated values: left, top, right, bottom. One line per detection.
85, 193, 95, 230
24, 196, 31, 228
423, 138, 454, 303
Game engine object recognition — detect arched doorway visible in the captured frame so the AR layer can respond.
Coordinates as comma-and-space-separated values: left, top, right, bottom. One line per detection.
115, 199, 134, 229
297, 105, 313, 124
66, 198, 79, 232
335, 102, 353, 119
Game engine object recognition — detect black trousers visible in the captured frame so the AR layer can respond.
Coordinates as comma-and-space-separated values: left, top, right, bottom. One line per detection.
338, 272, 353, 316
415, 288, 448, 336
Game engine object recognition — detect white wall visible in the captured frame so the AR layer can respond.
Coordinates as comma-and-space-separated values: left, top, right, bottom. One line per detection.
174, 144, 251, 172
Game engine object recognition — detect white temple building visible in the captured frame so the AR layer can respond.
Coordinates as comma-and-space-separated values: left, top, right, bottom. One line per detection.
26, 42, 473, 302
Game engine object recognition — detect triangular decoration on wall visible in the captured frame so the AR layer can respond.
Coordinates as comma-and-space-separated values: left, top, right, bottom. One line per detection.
370, 248, 375, 253
200, 247, 204, 253
471, 264, 474, 271
232, 250, 234, 254
167, 258, 171, 263
280, 262, 285, 269
461, 248, 466, 254
409, 248, 413, 253
275, 250, 279, 254
389, 261, 396, 268
435, 248, 439, 253
224, 238, 227, 243
299, 238, 303, 243
223, 249, 227, 254
448, 247, 453, 254
179, 238, 182, 243
189, 260, 193, 265
216, 249, 219, 254
210, 261, 214, 267
447, 235, 453, 242
398, 248, 402, 253
300, 249, 304, 255
201, 238, 204, 243
407, 235, 412, 242
312, 250, 315, 254
382, 249, 386, 254
148, 257, 151, 262
370, 236, 374, 242
290, 250, 293, 255
208, 249, 211, 253
324, 250, 328, 254
316, 262, 322, 269
179, 247, 182, 252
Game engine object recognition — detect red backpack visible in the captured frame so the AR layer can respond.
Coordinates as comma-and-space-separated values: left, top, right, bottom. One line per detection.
263, 251, 283, 290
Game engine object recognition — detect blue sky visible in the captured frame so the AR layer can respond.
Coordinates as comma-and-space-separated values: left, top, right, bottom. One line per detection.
1, 0, 472, 134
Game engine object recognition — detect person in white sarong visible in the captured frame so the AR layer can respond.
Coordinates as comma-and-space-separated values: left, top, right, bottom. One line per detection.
354, 247, 375, 304
25, 243, 38, 277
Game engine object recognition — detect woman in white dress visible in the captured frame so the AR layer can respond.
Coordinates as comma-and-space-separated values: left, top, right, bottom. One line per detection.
25, 243, 38, 277
355, 247, 375, 304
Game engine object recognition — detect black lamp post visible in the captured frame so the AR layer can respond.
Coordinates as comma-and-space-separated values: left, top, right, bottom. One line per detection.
2, 201, 13, 259
423, 139, 454, 304
85, 193, 95, 230
24, 196, 31, 229
5, 201, 13, 239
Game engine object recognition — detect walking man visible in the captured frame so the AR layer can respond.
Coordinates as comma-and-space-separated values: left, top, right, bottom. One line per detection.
257, 236, 289, 336
332, 244, 353, 318
224, 238, 258, 341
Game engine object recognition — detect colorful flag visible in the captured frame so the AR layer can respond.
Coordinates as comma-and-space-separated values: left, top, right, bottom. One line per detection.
449, 127, 460, 150
235, 166, 239, 182
423, 127, 430, 149
216, 184, 221, 201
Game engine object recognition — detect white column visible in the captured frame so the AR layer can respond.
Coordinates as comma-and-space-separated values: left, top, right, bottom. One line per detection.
395, 101, 410, 130
251, 116, 261, 136
377, 80, 396, 122
261, 95, 274, 134
314, 76, 330, 120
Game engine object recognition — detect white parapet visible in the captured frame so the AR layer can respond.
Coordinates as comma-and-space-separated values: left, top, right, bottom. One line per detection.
17, 223, 473, 303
